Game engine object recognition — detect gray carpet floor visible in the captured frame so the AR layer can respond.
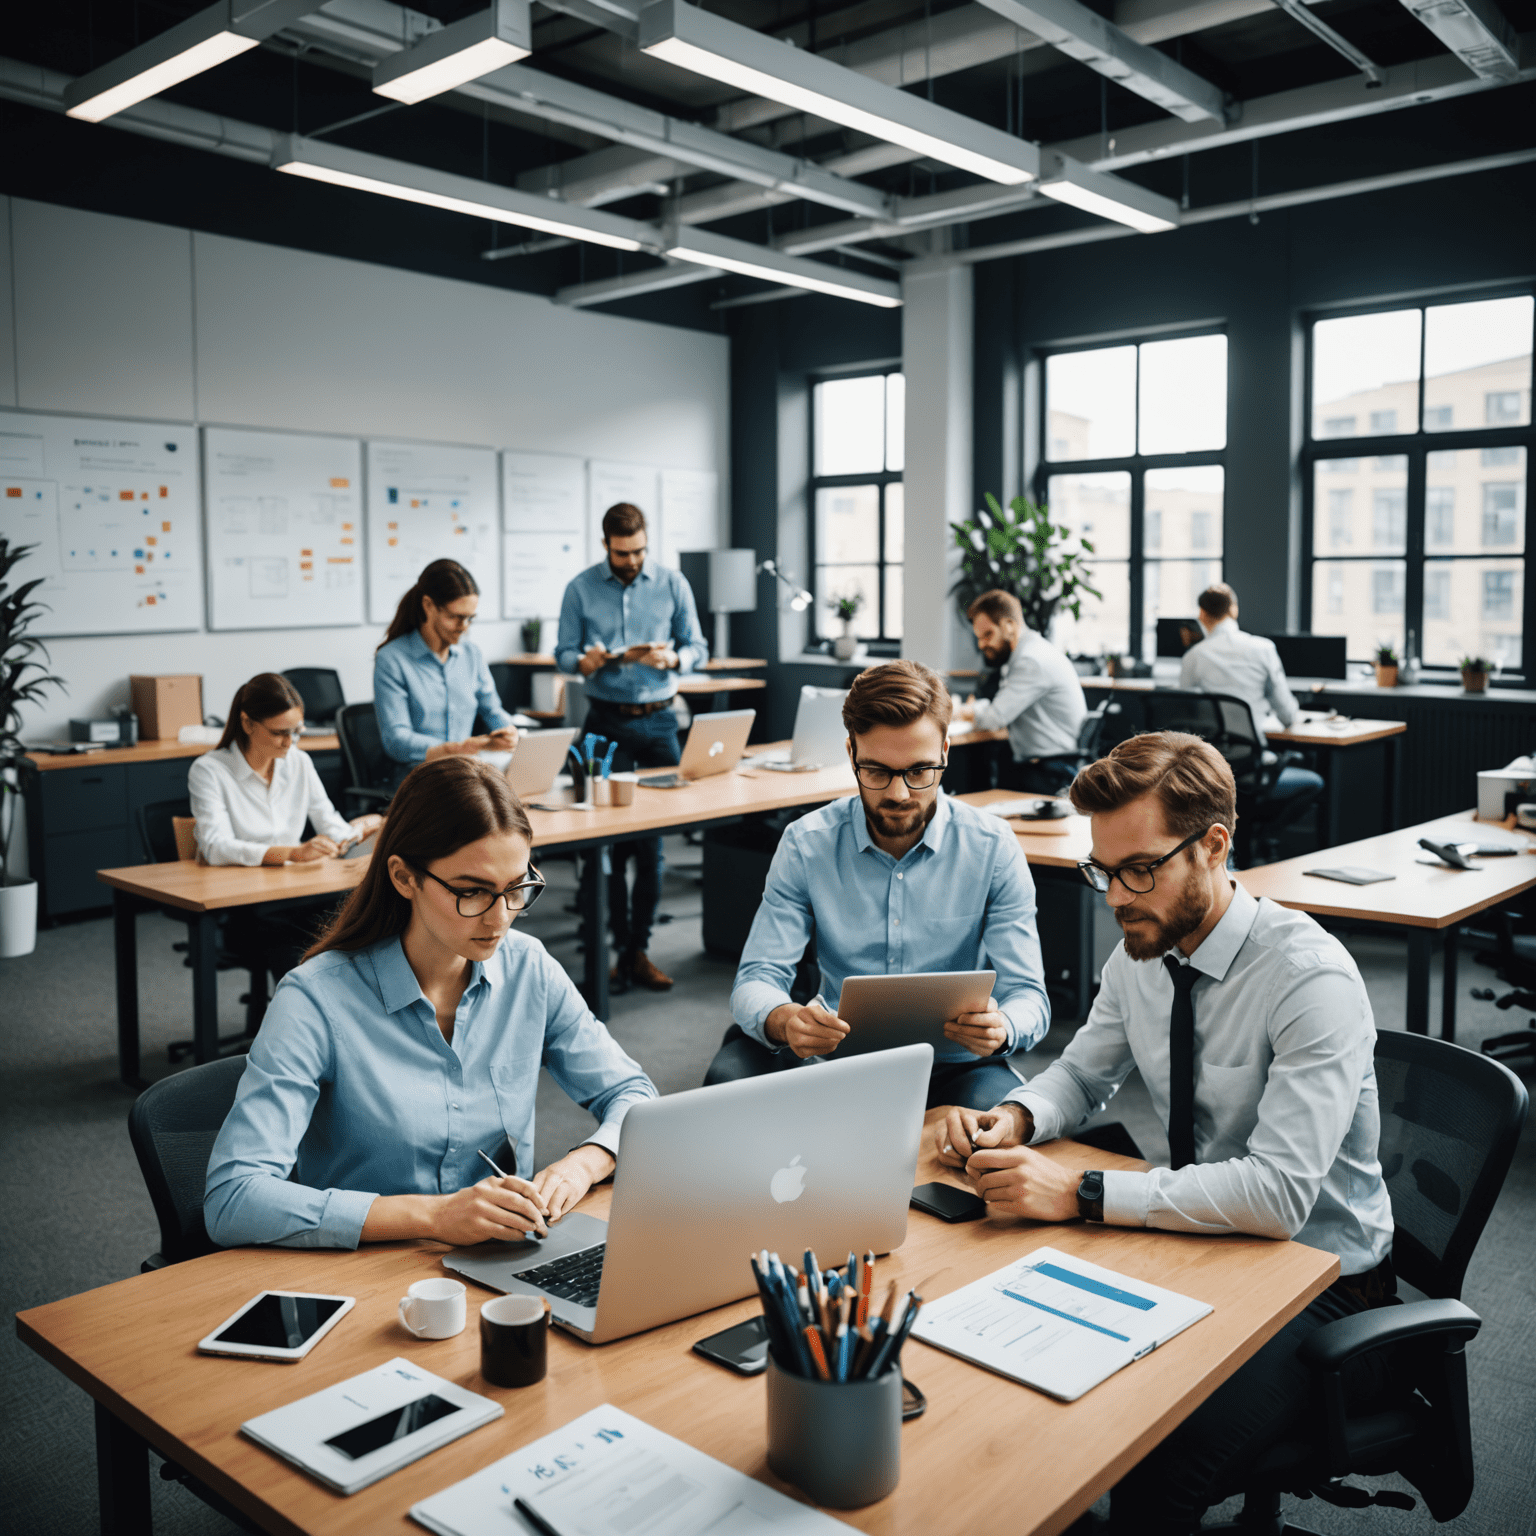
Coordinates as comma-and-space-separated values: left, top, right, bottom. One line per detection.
3, 841, 1533, 1534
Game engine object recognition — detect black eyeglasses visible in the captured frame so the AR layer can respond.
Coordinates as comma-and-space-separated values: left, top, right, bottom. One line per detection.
853, 758, 948, 791
417, 867, 546, 917
1077, 827, 1213, 894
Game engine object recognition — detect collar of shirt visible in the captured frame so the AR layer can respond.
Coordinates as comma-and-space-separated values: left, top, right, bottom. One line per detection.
221, 744, 270, 785
848, 787, 953, 861
603, 563, 655, 588
405, 627, 458, 664
367, 934, 492, 1020
1176, 879, 1260, 983
1207, 618, 1241, 642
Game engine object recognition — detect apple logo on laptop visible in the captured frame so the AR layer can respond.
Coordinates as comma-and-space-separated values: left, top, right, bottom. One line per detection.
770, 1155, 807, 1204
708, 740, 725, 757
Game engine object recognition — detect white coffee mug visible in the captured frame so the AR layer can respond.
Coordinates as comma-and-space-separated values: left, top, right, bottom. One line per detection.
399, 1277, 467, 1340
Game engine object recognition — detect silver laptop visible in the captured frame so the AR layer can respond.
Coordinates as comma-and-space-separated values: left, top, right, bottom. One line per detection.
639, 708, 756, 789
442, 1043, 932, 1344
834, 970, 997, 1056
481, 728, 577, 798
749, 686, 849, 772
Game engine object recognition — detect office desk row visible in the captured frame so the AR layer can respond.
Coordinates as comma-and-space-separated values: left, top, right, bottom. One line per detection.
17, 1117, 1337, 1536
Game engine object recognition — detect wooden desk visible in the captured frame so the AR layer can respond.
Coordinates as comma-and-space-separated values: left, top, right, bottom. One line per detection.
1264, 713, 1407, 842
24, 735, 339, 772
1236, 810, 1536, 1039
676, 675, 768, 704
17, 1118, 1336, 1536
504, 655, 766, 671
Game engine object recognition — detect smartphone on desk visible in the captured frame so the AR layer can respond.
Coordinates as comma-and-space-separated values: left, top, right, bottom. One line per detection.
911, 1182, 987, 1223
692, 1315, 770, 1375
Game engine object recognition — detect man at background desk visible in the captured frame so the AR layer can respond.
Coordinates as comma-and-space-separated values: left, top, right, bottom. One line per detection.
555, 501, 708, 993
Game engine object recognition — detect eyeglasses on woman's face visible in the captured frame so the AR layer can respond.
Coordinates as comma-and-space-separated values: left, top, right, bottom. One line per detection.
416, 866, 547, 917
852, 759, 947, 791
1077, 826, 1214, 895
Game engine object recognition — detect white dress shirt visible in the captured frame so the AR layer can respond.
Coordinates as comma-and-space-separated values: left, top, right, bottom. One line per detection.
971, 627, 1087, 761
1179, 619, 1300, 743
188, 743, 354, 867
1003, 882, 1394, 1276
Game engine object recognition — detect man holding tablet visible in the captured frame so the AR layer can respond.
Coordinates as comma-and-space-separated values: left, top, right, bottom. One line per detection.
711, 661, 1051, 1110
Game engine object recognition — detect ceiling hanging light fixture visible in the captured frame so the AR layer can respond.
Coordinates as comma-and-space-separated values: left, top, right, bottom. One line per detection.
1037, 156, 1182, 233
665, 226, 903, 308
372, 0, 532, 105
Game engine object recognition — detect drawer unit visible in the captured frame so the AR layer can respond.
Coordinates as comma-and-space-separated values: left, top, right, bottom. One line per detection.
39, 763, 127, 835
43, 826, 131, 916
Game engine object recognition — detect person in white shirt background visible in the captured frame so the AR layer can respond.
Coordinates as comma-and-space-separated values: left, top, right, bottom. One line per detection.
188, 672, 383, 979
957, 588, 1087, 794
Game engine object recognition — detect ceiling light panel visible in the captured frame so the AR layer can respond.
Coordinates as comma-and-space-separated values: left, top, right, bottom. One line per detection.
638, 0, 1040, 186
372, 1, 532, 104
1038, 157, 1181, 233
666, 226, 903, 307
1398, 0, 1518, 79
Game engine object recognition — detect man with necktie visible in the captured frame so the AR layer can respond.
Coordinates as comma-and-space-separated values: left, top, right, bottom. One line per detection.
935, 731, 1395, 1535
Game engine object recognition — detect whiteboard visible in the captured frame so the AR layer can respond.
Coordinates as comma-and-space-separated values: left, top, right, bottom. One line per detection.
205, 427, 364, 630
504, 530, 587, 625
366, 440, 500, 625
660, 467, 720, 568
0, 411, 203, 636
589, 460, 661, 556
502, 451, 585, 537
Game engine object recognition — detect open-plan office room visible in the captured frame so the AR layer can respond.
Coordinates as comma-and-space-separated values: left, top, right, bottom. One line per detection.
2, 4, 1534, 1535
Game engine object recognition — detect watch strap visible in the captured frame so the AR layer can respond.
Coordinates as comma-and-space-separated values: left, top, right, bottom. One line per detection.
1077, 1170, 1105, 1223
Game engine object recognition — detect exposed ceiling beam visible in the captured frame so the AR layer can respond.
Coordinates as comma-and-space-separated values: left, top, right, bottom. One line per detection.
1266, 0, 1387, 86
1397, 0, 1520, 80
971, 0, 1229, 122
557, 261, 720, 306
516, 142, 682, 206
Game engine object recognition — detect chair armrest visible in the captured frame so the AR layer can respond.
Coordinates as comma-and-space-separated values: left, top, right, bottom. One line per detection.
344, 786, 393, 809
1298, 1298, 1480, 1372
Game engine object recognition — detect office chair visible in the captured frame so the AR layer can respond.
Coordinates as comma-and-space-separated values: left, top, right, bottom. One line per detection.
1209, 1031, 1528, 1534
1472, 905, 1536, 1065
281, 666, 346, 726
488, 660, 520, 716
137, 799, 270, 1061
336, 701, 397, 816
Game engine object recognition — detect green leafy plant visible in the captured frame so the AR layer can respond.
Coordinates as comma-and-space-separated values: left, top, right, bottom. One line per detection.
1458, 655, 1491, 673
950, 494, 1101, 636
0, 540, 64, 887
1374, 644, 1399, 666
827, 591, 864, 623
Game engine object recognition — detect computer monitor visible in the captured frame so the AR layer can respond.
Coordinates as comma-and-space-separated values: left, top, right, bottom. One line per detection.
1156, 617, 1204, 658
1264, 634, 1348, 680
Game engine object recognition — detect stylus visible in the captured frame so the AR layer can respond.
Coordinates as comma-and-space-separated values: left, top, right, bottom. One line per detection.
515, 1496, 574, 1536
476, 1147, 547, 1236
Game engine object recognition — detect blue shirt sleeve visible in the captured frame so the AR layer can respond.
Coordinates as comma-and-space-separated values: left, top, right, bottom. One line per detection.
554, 577, 586, 676
731, 827, 815, 1048
981, 834, 1053, 1055
669, 571, 710, 675
373, 645, 438, 764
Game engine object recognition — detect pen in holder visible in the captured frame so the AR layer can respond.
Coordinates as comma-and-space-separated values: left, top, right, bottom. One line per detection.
566, 747, 588, 805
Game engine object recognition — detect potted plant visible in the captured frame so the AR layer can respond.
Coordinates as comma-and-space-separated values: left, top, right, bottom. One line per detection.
1459, 655, 1492, 694
520, 618, 542, 655
1373, 644, 1399, 689
950, 494, 1102, 639
827, 592, 864, 661
0, 538, 64, 958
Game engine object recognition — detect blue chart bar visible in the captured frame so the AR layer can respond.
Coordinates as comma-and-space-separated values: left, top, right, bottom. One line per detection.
1033, 1261, 1157, 1311
1002, 1290, 1131, 1342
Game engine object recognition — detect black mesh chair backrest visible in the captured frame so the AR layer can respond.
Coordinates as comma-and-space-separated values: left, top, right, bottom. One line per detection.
336, 701, 394, 793
138, 797, 193, 863
1094, 695, 1145, 753
283, 667, 346, 725
128, 1056, 248, 1265
1141, 690, 1267, 792
488, 661, 517, 713
1374, 1031, 1528, 1300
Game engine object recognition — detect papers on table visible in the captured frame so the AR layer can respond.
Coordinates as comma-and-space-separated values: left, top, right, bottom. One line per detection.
412, 1404, 845, 1536
910, 1246, 1212, 1402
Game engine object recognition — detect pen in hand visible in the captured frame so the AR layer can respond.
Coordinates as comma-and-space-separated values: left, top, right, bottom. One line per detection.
476, 1147, 547, 1239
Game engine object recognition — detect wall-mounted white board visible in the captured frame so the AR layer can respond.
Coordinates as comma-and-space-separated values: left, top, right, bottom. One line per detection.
205, 427, 364, 630
365, 440, 499, 626
588, 460, 660, 556
502, 451, 585, 537
660, 467, 720, 567
0, 411, 204, 636
503, 530, 587, 625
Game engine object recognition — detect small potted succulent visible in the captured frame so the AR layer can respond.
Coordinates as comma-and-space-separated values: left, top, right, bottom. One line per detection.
1373, 644, 1399, 689
827, 592, 864, 661
1459, 655, 1492, 694
1103, 652, 1126, 681
520, 618, 542, 655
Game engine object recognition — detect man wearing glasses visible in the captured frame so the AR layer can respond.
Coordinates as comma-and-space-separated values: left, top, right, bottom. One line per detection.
712, 660, 1052, 1110
936, 732, 1394, 1533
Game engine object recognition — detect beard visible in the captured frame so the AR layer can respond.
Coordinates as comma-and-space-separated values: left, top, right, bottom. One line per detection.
1116, 866, 1211, 961
980, 639, 1013, 666
864, 792, 937, 842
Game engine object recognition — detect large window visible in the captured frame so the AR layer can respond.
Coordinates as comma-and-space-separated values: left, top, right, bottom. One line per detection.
809, 370, 904, 648
1304, 295, 1533, 674
1039, 334, 1227, 659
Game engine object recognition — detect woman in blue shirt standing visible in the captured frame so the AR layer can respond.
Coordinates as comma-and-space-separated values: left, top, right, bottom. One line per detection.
374, 559, 518, 777
204, 757, 656, 1249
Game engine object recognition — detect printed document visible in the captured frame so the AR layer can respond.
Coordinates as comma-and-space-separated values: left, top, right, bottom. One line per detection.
910, 1245, 1212, 1401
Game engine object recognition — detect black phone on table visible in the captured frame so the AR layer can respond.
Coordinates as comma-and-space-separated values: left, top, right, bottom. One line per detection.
911, 1182, 987, 1222
692, 1314, 770, 1375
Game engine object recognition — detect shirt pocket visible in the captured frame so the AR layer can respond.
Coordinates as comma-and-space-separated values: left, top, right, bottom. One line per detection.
1196, 1061, 1264, 1159
488, 1056, 542, 1179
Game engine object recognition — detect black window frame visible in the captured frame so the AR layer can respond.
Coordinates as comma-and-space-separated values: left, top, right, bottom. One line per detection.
1300, 288, 1535, 681
807, 365, 904, 655
1033, 328, 1228, 660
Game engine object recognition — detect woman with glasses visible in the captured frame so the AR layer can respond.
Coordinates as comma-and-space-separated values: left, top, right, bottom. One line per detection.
374, 558, 518, 778
205, 756, 656, 1250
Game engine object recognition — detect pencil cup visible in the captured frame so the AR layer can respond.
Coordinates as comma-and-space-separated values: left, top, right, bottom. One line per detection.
398, 1278, 466, 1340
592, 778, 613, 807
480, 1295, 550, 1387
609, 773, 637, 807
765, 1355, 901, 1508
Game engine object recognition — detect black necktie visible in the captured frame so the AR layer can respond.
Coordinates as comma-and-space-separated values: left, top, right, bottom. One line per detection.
1163, 956, 1199, 1170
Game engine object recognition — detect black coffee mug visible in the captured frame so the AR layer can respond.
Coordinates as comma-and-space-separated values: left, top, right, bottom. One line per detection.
480, 1294, 549, 1387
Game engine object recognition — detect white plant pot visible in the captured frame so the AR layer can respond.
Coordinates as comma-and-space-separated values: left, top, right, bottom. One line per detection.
0, 878, 38, 959
833, 633, 859, 661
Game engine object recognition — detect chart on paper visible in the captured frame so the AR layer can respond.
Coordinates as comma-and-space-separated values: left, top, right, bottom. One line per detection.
366, 441, 500, 624
0, 411, 203, 635
205, 427, 364, 630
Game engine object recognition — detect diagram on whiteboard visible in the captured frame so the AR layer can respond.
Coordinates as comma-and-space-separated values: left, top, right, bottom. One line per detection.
0, 411, 203, 635
504, 530, 587, 625
366, 441, 500, 625
589, 461, 660, 557
205, 427, 364, 630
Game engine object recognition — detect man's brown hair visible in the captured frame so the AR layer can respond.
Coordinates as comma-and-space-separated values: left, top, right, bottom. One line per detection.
1069, 731, 1236, 837
842, 660, 952, 740
602, 502, 647, 541
1197, 582, 1237, 620
966, 588, 1024, 626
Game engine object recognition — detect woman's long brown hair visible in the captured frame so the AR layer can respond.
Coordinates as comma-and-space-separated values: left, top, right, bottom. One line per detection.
378, 558, 480, 650
217, 673, 306, 751
304, 757, 533, 960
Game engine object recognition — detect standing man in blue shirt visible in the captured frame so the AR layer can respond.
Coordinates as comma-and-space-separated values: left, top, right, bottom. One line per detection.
555, 502, 708, 993
714, 660, 1052, 1110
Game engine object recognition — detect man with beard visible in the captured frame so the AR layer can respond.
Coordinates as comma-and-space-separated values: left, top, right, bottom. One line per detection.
958, 589, 1086, 794
713, 661, 1051, 1110
936, 732, 1394, 1535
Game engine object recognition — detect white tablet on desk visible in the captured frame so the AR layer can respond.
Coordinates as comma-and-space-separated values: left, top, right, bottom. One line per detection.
198, 1290, 355, 1362
834, 970, 996, 1055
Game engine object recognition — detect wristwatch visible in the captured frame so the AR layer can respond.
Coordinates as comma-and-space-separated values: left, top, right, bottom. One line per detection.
1077, 1170, 1105, 1223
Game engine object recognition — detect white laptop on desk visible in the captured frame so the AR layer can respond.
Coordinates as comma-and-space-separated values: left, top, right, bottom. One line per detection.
639, 708, 756, 788
746, 686, 849, 772
480, 728, 577, 798
442, 1043, 931, 1343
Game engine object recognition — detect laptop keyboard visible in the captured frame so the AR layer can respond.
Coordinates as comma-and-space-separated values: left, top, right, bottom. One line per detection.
518, 1244, 606, 1309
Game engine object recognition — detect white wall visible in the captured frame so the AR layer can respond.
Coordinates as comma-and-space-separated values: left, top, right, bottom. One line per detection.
0, 196, 730, 739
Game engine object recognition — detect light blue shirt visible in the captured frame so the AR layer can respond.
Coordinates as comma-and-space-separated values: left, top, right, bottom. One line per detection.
732, 793, 1052, 1065
374, 629, 512, 764
204, 931, 656, 1249
555, 560, 708, 705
